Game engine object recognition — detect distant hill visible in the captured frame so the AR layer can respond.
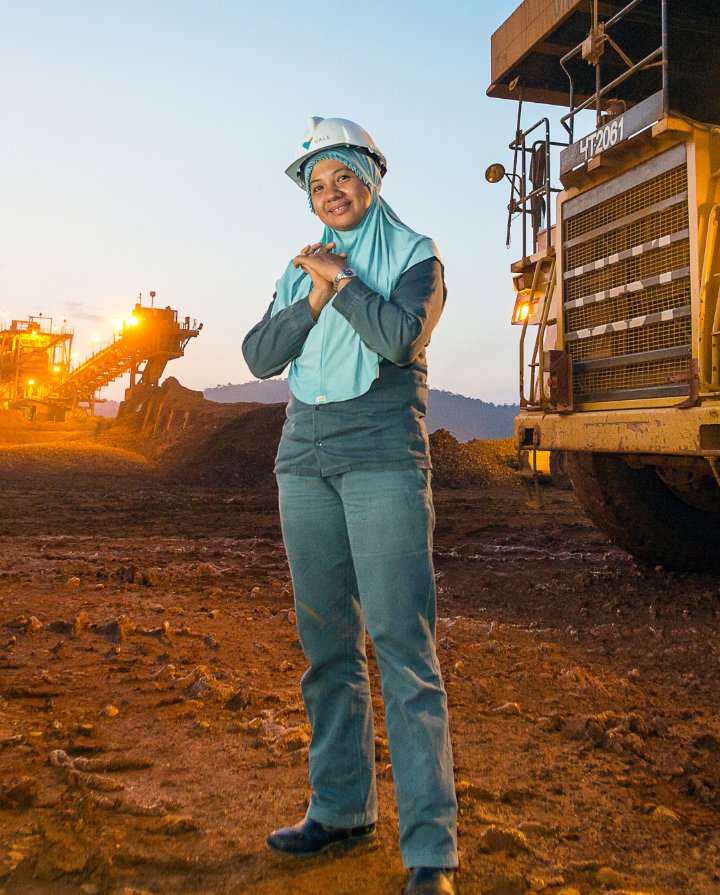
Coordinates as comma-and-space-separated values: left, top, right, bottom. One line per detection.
204, 380, 518, 441
425, 389, 518, 441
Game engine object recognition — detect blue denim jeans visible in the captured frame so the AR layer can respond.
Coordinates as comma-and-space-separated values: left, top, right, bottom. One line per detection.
277, 469, 458, 869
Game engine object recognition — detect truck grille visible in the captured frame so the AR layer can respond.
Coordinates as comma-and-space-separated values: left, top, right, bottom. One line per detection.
562, 145, 691, 405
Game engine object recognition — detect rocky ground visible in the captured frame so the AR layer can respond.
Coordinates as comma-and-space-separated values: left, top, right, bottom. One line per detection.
0, 395, 718, 895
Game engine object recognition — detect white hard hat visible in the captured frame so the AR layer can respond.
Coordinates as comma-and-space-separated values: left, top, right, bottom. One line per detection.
285, 116, 387, 188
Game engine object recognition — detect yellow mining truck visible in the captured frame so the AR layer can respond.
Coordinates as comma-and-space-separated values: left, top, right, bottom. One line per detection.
487, 0, 720, 570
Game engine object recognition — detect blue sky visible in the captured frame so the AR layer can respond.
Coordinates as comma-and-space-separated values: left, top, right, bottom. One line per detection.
0, 0, 593, 404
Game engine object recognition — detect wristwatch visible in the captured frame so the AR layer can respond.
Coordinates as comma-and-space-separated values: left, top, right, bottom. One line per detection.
333, 268, 357, 292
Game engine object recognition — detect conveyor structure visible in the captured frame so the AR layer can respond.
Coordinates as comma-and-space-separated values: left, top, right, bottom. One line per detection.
0, 301, 201, 420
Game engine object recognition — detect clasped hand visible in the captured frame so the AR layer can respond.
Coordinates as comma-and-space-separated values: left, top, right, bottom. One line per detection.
293, 242, 348, 321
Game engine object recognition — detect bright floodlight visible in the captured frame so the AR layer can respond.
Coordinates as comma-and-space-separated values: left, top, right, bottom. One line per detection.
485, 163, 506, 184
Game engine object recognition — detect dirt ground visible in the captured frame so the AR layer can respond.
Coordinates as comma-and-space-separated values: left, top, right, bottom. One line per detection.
0, 403, 718, 895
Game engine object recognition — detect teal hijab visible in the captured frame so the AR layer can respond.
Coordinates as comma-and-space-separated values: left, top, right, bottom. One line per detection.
271, 147, 440, 405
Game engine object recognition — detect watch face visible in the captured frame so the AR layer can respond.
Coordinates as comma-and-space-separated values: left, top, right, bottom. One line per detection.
333, 269, 356, 291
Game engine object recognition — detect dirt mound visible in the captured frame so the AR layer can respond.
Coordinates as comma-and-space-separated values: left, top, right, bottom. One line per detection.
0, 409, 98, 445
0, 408, 31, 429
102, 378, 264, 458
429, 429, 520, 489
0, 380, 520, 491
100, 377, 285, 486
0, 441, 150, 483
170, 403, 287, 487
164, 405, 518, 491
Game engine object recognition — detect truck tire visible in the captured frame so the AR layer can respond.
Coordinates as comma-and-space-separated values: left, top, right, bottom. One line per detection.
549, 451, 572, 490
566, 452, 720, 572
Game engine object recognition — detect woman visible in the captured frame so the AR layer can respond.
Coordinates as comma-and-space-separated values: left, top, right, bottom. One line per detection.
242, 117, 459, 895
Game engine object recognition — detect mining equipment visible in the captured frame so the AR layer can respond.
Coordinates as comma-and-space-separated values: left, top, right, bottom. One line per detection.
0, 298, 201, 421
486, 0, 720, 570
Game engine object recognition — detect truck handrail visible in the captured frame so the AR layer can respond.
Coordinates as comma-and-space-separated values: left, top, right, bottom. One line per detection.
507, 115, 564, 258
519, 256, 555, 408
559, 0, 668, 140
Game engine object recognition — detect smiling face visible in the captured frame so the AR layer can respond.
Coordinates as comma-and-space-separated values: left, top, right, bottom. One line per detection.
308, 158, 372, 231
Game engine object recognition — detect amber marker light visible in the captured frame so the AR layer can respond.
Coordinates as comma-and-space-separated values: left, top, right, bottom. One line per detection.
510, 272, 540, 325
511, 291, 537, 325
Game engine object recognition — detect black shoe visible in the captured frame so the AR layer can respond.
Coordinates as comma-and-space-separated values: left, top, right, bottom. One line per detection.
266, 816, 376, 857
404, 867, 459, 895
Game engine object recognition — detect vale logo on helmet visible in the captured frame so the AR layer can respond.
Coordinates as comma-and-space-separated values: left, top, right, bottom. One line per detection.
302, 135, 331, 150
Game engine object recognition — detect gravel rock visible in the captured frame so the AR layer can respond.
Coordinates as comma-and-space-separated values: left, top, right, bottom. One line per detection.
479, 825, 530, 855
34, 825, 89, 880
144, 620, 172, 643
159, 814, 199, 835
620, 712, 648, 737
456, 780, 496, 803
494, 702, 523, 717
649, 715, 669, 737
0, 776, 39, 809
98, 704, 119, 717
176, 665, 207, 688
72, 611, 91, 638
693, 732, 720, 753
152, 664, 176, 680
65, 577, 81, 588
486, 873, 528, 895
184, 674, 228, 700
73, 723, 94, 737
561, 718, 587, 741
597, 867, 624, 888
652, 805, 680, 823
48, 748, 73, 767
624, 732, 647, 758
517, 821, 556, 838
80, 772, 124, 792
95, 615, 134, 643
500, 787, 536, 806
